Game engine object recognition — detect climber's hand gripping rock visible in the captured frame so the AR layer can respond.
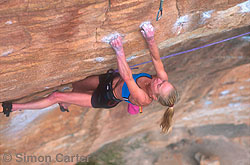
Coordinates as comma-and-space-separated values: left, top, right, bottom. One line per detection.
140, 22, 155, 42
109, 35, 124, 55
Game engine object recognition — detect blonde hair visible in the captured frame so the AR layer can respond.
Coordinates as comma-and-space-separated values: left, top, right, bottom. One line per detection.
157, 86, 179, 134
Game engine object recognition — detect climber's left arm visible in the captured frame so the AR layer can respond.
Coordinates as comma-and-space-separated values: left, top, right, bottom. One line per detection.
147, 39, 168, 81
141, 23, 168, 81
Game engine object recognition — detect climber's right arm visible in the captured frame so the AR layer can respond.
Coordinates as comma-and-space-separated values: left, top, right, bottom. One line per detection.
116, 51, 151, 105
110, 36, 133, 80
116, 48, 133, 81
111, 36, 151, 105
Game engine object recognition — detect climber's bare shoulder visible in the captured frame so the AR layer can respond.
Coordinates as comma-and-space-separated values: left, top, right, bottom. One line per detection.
129, 95, 152, 106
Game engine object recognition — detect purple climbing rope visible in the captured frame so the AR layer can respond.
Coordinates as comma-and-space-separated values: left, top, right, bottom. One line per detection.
128, 31, 250, 69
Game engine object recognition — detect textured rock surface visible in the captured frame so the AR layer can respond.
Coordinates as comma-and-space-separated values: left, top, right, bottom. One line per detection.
0, 0, 249, 102
0, 0, 250, 165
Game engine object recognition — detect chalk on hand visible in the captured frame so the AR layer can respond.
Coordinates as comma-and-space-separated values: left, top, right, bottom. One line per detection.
140, 21, 154, 31
102, 32, 124, 44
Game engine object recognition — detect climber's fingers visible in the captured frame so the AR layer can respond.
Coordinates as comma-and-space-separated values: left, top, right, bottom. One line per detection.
140, 22, 155, 41
140, 30, 146, 38
110, 36, 122, 47
140, 22, 154, 32
110, 35, 123, 52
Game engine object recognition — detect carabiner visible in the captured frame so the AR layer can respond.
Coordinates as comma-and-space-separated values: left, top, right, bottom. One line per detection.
156, 0, 164, 21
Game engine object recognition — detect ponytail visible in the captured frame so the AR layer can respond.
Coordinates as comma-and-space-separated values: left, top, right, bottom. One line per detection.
160, 106, 174, 133
157, 85, 179, 134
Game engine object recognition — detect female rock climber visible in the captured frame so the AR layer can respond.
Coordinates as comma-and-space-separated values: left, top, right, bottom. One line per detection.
2, 22, 179, 133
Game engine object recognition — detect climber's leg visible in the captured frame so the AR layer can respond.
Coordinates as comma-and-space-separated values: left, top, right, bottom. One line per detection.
72, 75, 99, 93
12, 91, 93, 111
57, 75, 99, 110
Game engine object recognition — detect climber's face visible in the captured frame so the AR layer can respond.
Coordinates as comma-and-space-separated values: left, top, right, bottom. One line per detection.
150, 77, 173, 100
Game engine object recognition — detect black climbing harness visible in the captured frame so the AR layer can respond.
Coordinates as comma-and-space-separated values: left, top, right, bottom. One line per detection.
156, 0, 164, 21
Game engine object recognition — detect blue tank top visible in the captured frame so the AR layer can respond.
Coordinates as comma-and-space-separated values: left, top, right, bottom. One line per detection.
122, 73, 152, 104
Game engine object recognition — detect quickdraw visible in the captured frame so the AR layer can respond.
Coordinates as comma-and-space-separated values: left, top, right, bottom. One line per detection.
156, 0, 164, 21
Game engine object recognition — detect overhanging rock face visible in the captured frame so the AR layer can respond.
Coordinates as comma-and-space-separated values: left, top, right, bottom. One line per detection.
0, 0, 249, 101
0, 1, 250, 163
